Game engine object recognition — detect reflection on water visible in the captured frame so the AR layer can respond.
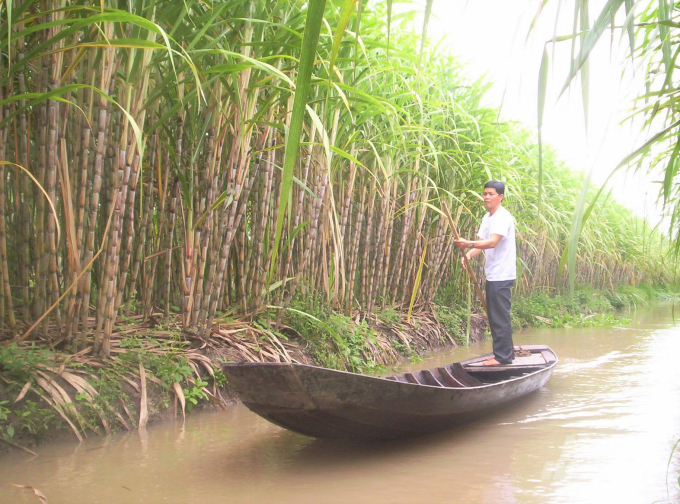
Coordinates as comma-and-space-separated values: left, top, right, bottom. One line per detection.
1, 304, 679, 503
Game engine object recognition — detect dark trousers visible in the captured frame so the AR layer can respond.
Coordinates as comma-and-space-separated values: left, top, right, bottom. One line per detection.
486, 280, 515, 364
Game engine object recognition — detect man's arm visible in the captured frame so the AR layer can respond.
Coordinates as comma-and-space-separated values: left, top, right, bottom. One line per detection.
454, 234, 502, 269
454, 233, 503, 252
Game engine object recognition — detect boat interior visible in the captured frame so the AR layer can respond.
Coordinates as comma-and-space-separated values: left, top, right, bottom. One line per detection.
385, 347, 556, 387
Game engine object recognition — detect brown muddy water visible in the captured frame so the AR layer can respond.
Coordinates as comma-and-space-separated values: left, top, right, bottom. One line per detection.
1, 303, 680, 504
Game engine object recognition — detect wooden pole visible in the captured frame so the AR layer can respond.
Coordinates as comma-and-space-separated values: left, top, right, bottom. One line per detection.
441, 202, 488, 319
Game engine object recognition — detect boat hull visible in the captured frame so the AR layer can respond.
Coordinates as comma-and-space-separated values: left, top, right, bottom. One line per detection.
223, 346, 557, 440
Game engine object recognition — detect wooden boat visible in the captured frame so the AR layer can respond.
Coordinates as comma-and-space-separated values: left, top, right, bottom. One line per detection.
222, 344, 557, 440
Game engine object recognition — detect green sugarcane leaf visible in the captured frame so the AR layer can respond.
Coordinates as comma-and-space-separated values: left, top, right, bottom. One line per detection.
386, 0, 393, 55
579, 2, 590, 133
72, 38, 166, 50
658, 0, 673, 88
417, 0, 434, 74
623, 0, 636, 58
204, 49, 295, 86
270, 0, 327, 278
666, 438, 680, 495
663, 140, 680, 204
266, 278, 296, 294
306, 105, 331, 164
329, 145, 364, 168
537, 48, 549, 213
560, 0, 625, 97
329, 0, 358, 78
5, 0, 11, 67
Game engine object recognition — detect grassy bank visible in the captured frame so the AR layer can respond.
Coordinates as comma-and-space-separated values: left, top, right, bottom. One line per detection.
1, 284, 673, 454
512, 283, 673, 329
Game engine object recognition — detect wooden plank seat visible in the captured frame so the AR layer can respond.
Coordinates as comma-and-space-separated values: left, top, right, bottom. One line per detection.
449, 363, 483, 386
420, 369, 445, 387
404, 372, 420, 384
436, 366, 467, 388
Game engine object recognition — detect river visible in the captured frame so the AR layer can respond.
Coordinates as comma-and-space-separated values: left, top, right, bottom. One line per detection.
1, 303, 679, 503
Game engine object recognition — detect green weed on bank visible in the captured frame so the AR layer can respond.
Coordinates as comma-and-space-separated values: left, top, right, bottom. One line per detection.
511, 284, 676, 329
281, 297, 382, 373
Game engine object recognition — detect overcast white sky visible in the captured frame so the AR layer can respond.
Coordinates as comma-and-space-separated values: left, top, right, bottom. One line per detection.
420, 0, 666, 227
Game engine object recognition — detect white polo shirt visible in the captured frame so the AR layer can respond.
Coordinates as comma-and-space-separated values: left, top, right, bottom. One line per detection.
477, 206, 516, 281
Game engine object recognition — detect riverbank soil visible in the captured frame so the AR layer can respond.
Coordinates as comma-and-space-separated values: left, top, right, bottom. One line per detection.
0, 308, 488, 454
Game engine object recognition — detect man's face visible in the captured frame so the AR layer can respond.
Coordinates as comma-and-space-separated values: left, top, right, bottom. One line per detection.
483, 187, 503, 211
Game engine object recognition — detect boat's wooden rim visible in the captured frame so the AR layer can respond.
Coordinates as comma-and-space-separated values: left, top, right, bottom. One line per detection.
223, 345, 558, 390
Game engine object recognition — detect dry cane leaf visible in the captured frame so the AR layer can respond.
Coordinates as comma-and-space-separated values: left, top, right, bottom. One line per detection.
195, 359, 215, 378
119, 398, 135, 424
34, 377, 84, 443
138, 363, 148, 430
0, 438, 38, 457
71, 346, 93, 359
266, 332, 291, 362
201, 388, 227, 411
393, 330, 411, 349
58, 372, 111, 435
229, 341, 259, 362
123, 377, 141, 393
35, 372, 81, 421
187, 352, 214, 368
186, 361, 201, 379
258, 348, 278, 361
173, 383, 186, 421
146, 375, 163, 386
115, 412, 131, 431
14, 382, 32, 403
10, 484, 48, 504
219, 328, 247, 336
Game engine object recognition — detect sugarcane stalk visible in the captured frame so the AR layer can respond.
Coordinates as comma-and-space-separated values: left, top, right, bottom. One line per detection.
401, 183, 430, 307
58, 138, 80, 343
15, 24, 33, 322
0, 80, 16, 329
164, 182, 180, 318
115, 54, 152, 317
263, 150, 283, 304
367, 179, 389, 314
43, 3, 66, 337
381, 180, 397, 310
346, 183, 366, 314
70, 74, 93, 337
251, 147, 277, 313
189, 104, 227, 327
390, 175, 416, 304
359, 177, 377, 309
206, 165, 258, 330
279, 127, 316, 305
247, 146, 274, 310
279, 174, 328, 320
79, 29, 115, 347
127, 171, 152, 317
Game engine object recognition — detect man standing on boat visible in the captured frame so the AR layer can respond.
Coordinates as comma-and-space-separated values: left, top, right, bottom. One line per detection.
454, 181, 517, 366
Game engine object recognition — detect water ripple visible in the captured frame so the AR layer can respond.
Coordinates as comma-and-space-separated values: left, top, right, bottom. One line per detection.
554, 351, 627, 373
